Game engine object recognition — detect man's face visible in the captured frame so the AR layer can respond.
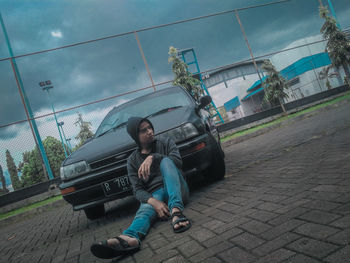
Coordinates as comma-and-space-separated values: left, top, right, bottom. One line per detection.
138, 121, 154, 146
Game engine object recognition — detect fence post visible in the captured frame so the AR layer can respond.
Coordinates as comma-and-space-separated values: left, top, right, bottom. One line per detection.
134, 31, 156, 92
0, 12, 54, 180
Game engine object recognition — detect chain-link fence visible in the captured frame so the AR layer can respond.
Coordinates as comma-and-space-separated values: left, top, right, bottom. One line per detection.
0, 0, 349, 192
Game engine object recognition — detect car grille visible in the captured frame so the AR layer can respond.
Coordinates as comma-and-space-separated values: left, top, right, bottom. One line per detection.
89, 149, 135, 171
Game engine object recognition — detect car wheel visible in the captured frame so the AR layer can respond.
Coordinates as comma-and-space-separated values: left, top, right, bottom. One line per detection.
84, 204, 105, 220
209, 151, 225, 182
205, 135, 225, 182
217, 132, 225, 159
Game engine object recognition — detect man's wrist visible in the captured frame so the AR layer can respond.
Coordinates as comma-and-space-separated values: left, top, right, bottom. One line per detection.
147, 197, 156, 205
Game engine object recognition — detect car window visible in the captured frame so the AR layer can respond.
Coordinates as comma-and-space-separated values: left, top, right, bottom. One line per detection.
95, 89, 192, 137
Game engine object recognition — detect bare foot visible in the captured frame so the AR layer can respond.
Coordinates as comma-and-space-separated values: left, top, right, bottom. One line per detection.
171, 208, 190, 230
106, 235, 139, 247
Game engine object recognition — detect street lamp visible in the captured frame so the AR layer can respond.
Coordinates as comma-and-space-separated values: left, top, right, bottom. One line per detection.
40, 80, 68, 158
58, 121, 71, 155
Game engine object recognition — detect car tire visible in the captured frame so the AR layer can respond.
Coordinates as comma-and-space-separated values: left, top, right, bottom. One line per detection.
84, 204, 105, 220
216, 132, 225, 159
205, 134, 225, 182
209, 151, 225, 182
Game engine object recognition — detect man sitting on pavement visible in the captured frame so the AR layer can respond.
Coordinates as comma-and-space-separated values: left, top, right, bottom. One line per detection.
91, 117, 191, 259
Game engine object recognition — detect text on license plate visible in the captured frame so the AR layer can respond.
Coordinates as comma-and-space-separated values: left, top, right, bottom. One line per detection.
102, 175, 132, 196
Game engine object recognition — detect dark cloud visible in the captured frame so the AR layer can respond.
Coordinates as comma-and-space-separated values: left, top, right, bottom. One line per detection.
0, 0, 349, 140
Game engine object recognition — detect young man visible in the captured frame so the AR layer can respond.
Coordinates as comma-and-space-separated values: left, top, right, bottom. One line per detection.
91, 117, 191, 259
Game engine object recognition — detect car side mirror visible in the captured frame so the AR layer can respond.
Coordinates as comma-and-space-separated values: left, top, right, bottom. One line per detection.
198, 95, 212, 109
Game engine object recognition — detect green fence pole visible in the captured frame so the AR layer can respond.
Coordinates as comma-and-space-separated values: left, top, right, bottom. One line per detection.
0, 12, 54, 180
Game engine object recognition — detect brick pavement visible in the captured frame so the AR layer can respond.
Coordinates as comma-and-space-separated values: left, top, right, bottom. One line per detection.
1, 99, 349, 263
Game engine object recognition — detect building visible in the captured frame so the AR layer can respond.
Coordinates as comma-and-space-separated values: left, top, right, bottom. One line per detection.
203, 33, 349, 122
202, 60, 267, 122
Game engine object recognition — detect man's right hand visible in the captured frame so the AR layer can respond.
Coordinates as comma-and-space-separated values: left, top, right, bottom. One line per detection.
147, 197, 170, 219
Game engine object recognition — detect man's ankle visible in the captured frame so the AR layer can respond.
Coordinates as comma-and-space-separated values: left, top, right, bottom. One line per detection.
120, 235, 140, 245
171, 207, 181, 214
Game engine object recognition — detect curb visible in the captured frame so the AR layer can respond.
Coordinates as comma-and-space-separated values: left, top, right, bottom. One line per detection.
222, 93, 350, 148
0, 198, 66, 228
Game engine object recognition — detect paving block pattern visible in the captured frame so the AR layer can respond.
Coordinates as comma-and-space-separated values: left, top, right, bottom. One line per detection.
1, 100, 350, 262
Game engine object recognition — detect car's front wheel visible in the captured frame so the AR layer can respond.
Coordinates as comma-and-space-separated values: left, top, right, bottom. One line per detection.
209, 151, 225, 182
84, 204, 105, 220
205, 134, 225, 182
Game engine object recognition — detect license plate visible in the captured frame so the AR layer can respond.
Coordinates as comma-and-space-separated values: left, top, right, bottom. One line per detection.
102, 175, 132, 196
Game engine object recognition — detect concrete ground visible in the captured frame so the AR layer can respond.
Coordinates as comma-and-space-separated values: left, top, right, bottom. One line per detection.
0, 98, 349, 263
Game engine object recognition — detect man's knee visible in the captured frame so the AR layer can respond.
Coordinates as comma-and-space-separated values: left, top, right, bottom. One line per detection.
160, 157, 174, 169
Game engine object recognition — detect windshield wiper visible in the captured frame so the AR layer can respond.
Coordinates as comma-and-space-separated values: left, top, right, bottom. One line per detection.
96, 121, 127, 138
113, 121, 127, 130
145, 106, 182, 119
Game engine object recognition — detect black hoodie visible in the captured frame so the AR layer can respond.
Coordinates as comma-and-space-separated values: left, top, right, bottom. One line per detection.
126, 117, 182, 203
126, 117, 154, 146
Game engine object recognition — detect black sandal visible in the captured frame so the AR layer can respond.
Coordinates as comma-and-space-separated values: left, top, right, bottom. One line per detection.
171, 211, 192, 233
90, 236, 140, 259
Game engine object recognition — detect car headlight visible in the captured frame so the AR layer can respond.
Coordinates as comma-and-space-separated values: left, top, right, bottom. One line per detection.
158, 123, 199, 143
60, 161, 91, 180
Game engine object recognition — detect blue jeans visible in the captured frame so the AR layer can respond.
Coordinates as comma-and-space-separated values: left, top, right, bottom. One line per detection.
122, 157, 189, 241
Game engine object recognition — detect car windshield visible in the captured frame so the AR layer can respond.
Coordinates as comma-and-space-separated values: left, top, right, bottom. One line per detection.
94, 88, 192, 137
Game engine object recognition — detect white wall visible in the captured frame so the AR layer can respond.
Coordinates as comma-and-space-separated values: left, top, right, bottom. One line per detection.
208, 74, 259, 107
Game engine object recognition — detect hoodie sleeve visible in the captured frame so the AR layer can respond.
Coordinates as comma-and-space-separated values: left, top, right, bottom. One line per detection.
127, 154, 152, 203
152, 137, 182, 169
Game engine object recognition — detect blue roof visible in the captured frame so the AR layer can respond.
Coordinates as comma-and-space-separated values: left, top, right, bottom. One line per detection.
245, 52, 332, 94
224, 96, 240, 111
247, 75, 268, 92
241, 87, 264, 101
280, 52, 331, 79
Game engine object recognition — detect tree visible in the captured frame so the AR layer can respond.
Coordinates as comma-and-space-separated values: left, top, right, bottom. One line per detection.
168, 46, 203, 101
44, 136, 66, 178
0, 164, 9, 194
319, 5, 350, 82
6, 149, 21, 190
74, 113, 94, 150
319, 65, 339, 90
261, 60, 289, 114
20, 150, 44, 187
20, 136, 66, 187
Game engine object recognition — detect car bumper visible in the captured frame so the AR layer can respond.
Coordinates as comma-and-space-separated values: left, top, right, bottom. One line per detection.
59, 163, 132, 211
60, 132, 219, 211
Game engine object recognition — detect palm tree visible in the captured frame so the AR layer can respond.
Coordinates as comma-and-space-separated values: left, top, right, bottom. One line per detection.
319, 65, 339, 90
168, 46, 203, 101
319, 6, 350, 84
262, 60, 289, 114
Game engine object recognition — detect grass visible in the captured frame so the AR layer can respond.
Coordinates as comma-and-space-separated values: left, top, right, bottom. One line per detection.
0, 195, 63, 221
221, 91, 350, 143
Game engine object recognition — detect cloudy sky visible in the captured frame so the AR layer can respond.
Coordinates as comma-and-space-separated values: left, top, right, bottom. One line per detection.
0, 0, 349, 173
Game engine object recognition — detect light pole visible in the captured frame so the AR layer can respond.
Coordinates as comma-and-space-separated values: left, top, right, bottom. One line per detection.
40, 80, 68, 157
58, 121, 71, 155
319, 0, 341, 29
327, 0, 341, 29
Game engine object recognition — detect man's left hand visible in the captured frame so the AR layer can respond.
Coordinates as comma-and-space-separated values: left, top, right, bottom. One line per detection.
138, 155, 153, 180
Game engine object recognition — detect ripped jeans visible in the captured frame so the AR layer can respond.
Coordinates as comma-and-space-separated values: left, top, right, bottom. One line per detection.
122, 157, 189, 242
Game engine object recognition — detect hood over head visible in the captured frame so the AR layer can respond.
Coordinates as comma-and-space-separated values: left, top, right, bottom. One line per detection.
126, 117, 154, 145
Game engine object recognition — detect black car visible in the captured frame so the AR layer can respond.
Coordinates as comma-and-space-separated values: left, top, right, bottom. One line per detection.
59, 86, 225, 219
